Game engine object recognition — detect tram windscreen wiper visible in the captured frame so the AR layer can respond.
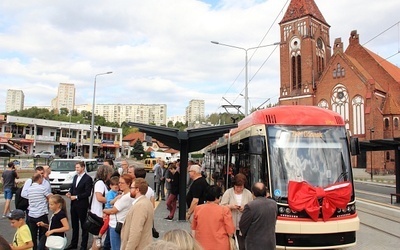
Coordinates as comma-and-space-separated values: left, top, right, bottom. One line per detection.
335, 171, 348, 183
335, 153, 348, 183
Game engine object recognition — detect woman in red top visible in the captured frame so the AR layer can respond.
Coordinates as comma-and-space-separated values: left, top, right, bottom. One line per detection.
191, 185, 235, 250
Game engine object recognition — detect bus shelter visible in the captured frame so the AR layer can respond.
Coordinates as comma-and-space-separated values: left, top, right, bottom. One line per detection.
359, 137, 400, 203
127, 122, 237, 220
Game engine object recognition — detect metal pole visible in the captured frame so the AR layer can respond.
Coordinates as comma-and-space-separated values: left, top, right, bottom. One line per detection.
370, 128, 374, 181
89, 72, 112, 159
210, 41, 280, 116
244, 50, 248, 116
67, 112, 71, 159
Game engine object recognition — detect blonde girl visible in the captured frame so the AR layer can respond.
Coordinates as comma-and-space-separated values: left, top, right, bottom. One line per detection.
37, 194, 70, 250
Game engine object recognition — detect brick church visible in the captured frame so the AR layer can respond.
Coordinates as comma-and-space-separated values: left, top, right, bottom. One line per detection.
278, 0, 400, 172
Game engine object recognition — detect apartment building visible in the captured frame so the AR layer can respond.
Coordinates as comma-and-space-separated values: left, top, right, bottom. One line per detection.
186, 99, 205, 124
52, 83, 75, 112
76, 103, 167, 126
6, 89, 24, 113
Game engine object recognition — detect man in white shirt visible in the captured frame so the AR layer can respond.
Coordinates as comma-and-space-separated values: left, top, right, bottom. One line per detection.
134, 168, 155, 208
27, 173, 52, 250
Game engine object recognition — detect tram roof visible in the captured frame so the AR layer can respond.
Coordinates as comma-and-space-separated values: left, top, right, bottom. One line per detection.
234, 106, 345, 133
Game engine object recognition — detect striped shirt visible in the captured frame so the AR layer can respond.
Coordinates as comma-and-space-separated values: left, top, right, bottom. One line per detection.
28, 183, 51, 218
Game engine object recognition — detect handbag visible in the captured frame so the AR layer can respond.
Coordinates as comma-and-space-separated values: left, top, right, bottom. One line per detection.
84, 211, 104, 235
229, 236, 237, 250
83, 180, 105, 235
115, 222, 123, 234
152, 227, 159, 238
45, 235, 65, 249
115, 213, 123, 234
45, 214, 66, 250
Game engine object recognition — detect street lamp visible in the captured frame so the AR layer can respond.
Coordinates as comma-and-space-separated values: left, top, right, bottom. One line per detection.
211, 41, 280, 116
67, 112, 72, 159
89, 71, 112, 159
369, 127, 375, 181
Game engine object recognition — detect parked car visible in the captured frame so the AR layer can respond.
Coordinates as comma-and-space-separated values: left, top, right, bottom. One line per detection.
34, 151, 55, 159
49, 159, 98, 193
0, 149, 15, 157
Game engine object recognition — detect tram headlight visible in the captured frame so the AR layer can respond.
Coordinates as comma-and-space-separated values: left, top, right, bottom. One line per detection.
279, 207, 285, 214
347, 206, 351, 212
285, 208, 291, 214
351, 205, 355, 211
337, 208, 342, 213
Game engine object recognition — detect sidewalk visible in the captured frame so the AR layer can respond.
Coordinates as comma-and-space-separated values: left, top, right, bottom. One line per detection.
352, 168, 396, 187
153, 200, 191, 238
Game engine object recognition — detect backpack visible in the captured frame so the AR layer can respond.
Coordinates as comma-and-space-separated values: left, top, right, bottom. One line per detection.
14, 187, 29, 211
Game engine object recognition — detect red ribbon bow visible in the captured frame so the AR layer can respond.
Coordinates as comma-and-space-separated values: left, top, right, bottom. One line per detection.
288, 181, 352, 221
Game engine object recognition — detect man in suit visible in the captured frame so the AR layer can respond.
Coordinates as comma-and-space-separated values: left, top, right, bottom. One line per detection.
154, 160, 165, 201
121, 178, 154, 250
65, 161, 93, 250
239, 182, 277, 250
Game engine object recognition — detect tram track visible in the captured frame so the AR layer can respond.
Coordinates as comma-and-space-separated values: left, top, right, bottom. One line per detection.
356, 198, 400, 239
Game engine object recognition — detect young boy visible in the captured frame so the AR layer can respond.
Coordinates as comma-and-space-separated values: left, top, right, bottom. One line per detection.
8, 209, 33, 250
97, 176, 120, 246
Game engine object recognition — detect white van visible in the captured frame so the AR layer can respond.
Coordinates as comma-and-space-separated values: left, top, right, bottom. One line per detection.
49, 159, 98, 193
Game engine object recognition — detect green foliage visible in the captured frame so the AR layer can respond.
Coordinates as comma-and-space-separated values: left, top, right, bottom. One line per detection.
131, 139, 145, 160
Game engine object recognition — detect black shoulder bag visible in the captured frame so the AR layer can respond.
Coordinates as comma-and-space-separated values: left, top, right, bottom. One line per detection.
83, 179, 104, 235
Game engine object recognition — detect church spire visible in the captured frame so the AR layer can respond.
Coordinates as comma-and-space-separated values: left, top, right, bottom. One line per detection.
280, 0, 328, 25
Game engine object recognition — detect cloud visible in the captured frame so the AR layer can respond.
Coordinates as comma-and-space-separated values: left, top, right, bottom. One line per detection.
0, 0, 399, 117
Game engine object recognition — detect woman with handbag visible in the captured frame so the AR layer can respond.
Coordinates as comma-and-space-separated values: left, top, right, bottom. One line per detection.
220, 173, 253, 250
191, 185, 235, 250
37, 194, 69, 250
103, 174, 134, 250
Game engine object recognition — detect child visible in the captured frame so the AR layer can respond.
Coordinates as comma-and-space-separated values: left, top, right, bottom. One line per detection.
8, 209, 33, 250
96, 176, 120, 247
37, 194, 69, 250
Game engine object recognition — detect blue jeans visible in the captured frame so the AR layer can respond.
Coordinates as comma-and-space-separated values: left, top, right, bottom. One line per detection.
109, 226, 121, 250
3, 188, 12, 200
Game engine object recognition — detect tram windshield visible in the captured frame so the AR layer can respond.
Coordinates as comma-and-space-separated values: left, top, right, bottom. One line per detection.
267, 125, 352, 200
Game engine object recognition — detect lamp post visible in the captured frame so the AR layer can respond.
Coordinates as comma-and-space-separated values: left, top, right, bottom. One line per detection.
89, 71, 112, 159
211, 41, 280, 116
67, 112, 72, 159
369, 127, 375, 181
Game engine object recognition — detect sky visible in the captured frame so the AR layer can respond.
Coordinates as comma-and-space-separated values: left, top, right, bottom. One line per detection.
0, 0, 399, 118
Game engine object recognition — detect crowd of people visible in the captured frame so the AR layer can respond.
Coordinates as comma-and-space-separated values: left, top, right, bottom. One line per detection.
1, 158, 277, 250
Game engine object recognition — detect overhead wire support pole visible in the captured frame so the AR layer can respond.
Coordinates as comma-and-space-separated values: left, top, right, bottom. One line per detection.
211, 41, 281, 116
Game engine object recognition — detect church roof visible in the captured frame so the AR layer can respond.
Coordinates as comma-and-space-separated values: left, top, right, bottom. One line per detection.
280, 0, 328, 25
383, 94, 400, 115
364, 48, 400, 83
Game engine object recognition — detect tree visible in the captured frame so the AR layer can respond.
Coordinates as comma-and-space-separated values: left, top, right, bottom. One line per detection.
131, 139, 145, 160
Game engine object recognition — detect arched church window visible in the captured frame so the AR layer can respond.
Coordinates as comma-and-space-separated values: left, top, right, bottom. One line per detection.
384, 118, 389, 129
318, 99, 329, 109
333, 69, 337, 78
351, 95, 365, 135
394, 117, 399, 129
331, 84, 349, 130
341, 67, 345, 77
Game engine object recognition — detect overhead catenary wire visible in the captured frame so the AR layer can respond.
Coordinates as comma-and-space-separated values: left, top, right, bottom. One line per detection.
215, 0, 291, 114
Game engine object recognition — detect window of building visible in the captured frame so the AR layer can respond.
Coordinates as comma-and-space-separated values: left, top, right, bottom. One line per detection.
352, 95, 365, 135
394, 117, 399, 130
386, 151, 390, 161
331, 84, 349, 129
384, 118, 389, 129
37, 127, 43, 136
318, 99, 329, 109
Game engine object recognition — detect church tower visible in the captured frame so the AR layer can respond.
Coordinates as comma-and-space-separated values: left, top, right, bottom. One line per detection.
279, 0, 331, 105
